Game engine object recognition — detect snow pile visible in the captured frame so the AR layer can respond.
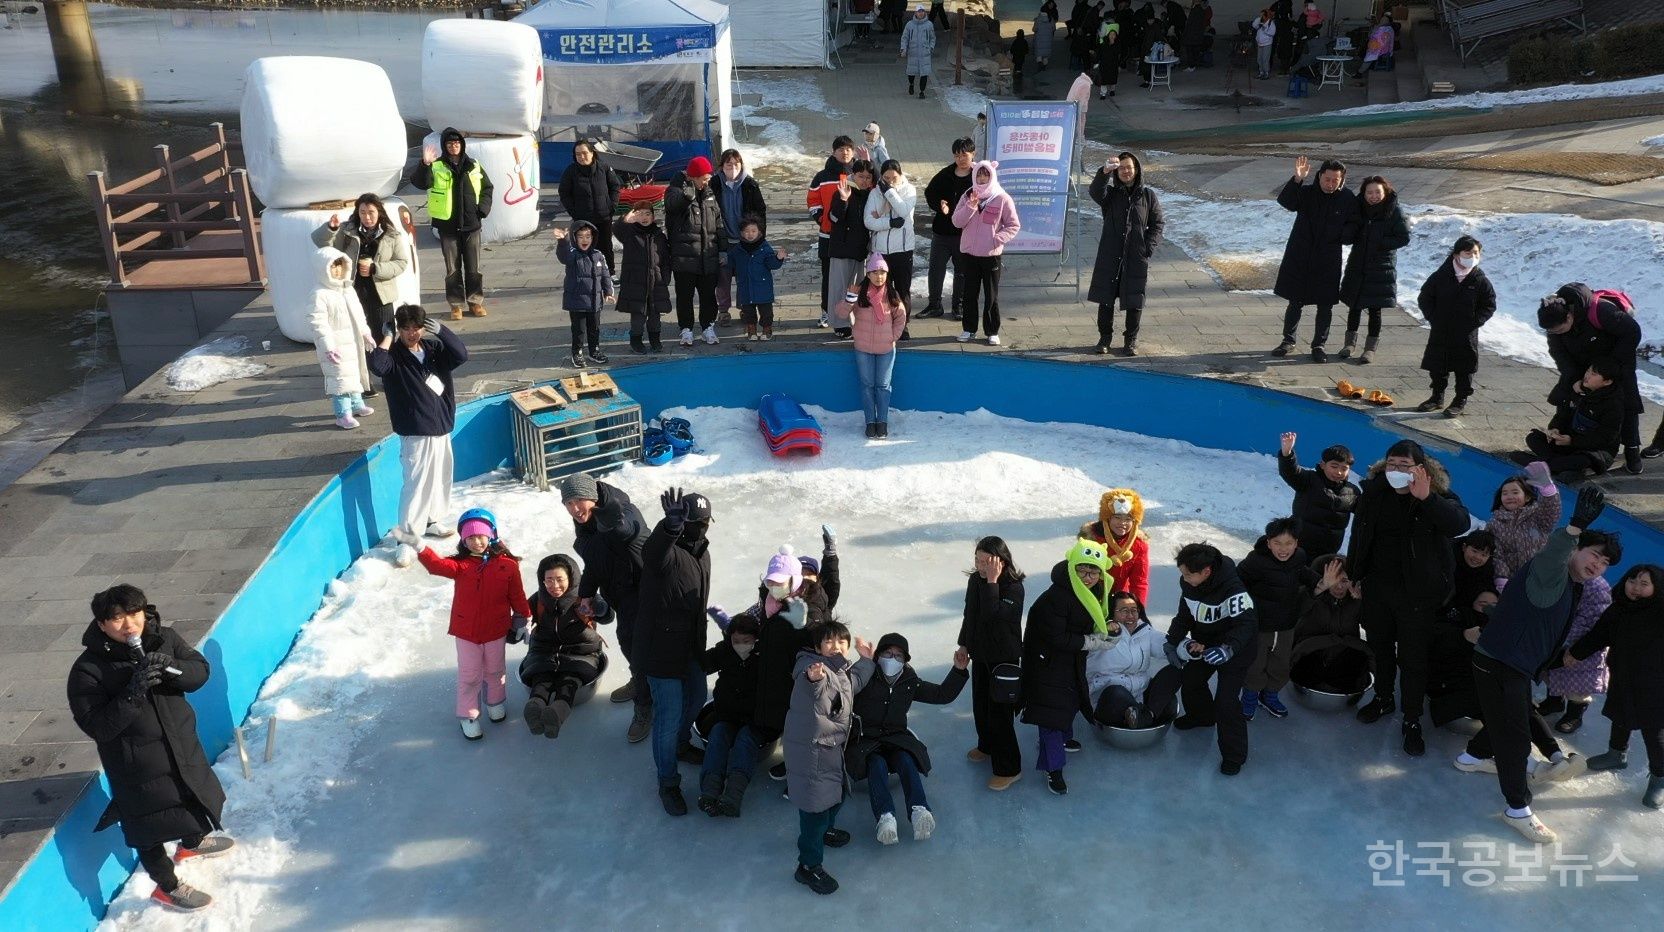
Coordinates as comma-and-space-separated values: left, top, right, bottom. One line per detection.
1160, 190, 1664, 401
945, 84, 986, 121
164, 336, 268, 392
1643, 134, 1664, 149
94, 406, 1663, 928
733, 77, 844, 174
1330, 73, 1664, 117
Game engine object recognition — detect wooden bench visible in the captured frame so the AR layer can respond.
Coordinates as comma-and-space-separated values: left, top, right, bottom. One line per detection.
1442, 0, 1585, 64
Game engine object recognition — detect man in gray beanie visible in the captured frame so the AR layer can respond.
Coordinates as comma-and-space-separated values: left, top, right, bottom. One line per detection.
561, 472, 653, 742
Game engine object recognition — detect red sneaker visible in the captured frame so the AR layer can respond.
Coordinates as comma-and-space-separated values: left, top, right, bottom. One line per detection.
173, 835, 236, 863
150, 882, 213, 911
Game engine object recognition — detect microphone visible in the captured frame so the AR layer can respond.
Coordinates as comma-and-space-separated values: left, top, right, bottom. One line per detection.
126, 634, 183, 677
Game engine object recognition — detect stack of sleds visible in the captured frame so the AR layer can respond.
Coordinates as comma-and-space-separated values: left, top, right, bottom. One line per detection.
758, 393, 822, 457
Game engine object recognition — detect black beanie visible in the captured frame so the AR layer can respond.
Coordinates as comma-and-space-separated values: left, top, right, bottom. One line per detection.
1386, 439, 1426, 465
875, 632, 910, 662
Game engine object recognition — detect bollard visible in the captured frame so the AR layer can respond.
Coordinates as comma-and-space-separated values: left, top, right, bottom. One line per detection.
264, 716, 278, 763
233, 726, 252, 780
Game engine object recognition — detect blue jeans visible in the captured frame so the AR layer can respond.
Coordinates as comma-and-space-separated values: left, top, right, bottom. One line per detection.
797, 801, 843, 868
647, 661, 708, 786
701, 720, 759, 781
865, 749, 928, 820
330, 392, 364, 418
855, 347, 897, 425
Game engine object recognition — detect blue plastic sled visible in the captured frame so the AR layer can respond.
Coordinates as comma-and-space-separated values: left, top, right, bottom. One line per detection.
759, 393, 821, 438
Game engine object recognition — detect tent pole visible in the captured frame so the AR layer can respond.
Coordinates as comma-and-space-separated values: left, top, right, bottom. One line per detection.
954, 10, 965, 85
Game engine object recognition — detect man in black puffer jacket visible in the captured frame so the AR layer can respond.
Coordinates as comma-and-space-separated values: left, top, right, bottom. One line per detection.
68, 585, 233, 913
561, 473, 652, 741
1166, 543, 1260, 775
1276, 431, 1358, 558
1540, 283, 1643, 472
663, 157, 727, 347
1346, 439, 1470, 756
635, 488, 715, 817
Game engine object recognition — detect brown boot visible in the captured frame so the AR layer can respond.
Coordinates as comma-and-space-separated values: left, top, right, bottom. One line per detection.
466, 300, 487, 317
745, 323, 758, 342
449, 303, 464, 321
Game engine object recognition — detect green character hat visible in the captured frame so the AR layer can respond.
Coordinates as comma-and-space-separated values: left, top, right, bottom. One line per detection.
1066, 537, 1113, 634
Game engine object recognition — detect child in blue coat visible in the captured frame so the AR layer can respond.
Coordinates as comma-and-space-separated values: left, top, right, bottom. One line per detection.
727, 217, 786, 342
554, 220, 615, 368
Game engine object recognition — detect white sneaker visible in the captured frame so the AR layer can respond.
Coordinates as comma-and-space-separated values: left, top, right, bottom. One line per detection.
1453, 754, 1497, 774
486, 702, 507, 723
748, 333, 759, 342
460, 717, 483, 740
334, 415, 359, 430
911, 805, 935, 841
425, 521, 456, 539
818, 312, 829, 329
1502, 811, 1557, 844
957, 331, 973, 343
352, 404, 375, 417
392, 544, 417, 568
1531, 753, 1586, 784
680, 328, 695, 346
875, 812, 899, 845
390, 526, 419, 546
987, 335, 1001, 346
702, 325, 718, 345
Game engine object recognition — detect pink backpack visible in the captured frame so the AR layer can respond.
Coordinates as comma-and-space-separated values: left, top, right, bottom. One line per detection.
1587, 289, 1635, 328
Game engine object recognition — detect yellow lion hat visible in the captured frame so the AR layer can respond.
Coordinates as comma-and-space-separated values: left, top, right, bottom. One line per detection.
1097, 488, 1146, 568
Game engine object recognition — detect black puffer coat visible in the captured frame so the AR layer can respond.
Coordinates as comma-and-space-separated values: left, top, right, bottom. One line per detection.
1276, 450, 1359, 559
663, 172, 727, 275
1087, 155, 1165, 308
1273, 176, 1358, 306
1237, 537, 1312, 632
1339, 193, 1410, 310
614, 219, 673, 315
746, 583, 834, 738
1020, 562, 1098, 731
1546, 282, 1642, 413
519, 555, 609, 686
1571, 584, 1664, 730
701, 637, 761, 727
67, 611, 225, 850
826, 186, 874, 261
846, 651, 968, 775
1346, 461, 1471, 608
556, 221, 614, 313
956, 574, 1025, 664
558, 153, 621, 224
572, 482, 647, 626
632, 520, 711, 678
1417, 259, 1496, 375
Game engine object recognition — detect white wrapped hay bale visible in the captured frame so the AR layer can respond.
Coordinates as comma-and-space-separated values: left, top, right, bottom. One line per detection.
265, 198, 422, 343
241, 57, 408, 208
421, 19, 543, 135
420, 131, 540, 244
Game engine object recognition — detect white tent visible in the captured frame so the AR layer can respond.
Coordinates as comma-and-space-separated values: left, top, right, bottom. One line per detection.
518, 0, 736, 177
726, 0, 827, 68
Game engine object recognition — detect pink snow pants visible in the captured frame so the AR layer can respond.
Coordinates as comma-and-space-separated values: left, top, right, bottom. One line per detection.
454, 637, 507, 719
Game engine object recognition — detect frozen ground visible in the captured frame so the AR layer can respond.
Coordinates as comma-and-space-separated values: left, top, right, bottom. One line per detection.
99, 407, 1661, 929
1160, 191, 1664, 402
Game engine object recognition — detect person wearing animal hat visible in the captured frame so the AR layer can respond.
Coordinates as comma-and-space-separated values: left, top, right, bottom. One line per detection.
411, 128, 493, 319
1022, 538, 1122, 795
1079, 488, 1150, 604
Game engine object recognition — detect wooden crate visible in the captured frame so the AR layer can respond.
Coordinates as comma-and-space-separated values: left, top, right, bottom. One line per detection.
510, 385, 566, 415
512, 389, 642, 491
560, 371, 620, 401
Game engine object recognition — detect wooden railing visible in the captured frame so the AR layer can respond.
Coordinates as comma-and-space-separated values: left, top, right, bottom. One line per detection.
87, 122, 265, 287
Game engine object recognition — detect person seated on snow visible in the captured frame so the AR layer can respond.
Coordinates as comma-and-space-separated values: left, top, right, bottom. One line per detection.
1166, 542, 1259, 775
1022, 538, 1121, 796
1078, 488, 1150, 604
696, 614, 764, 818
1538, 283, 1644, 472
1510, 358, 1624, 480
847, 634, 969, 845
1276, 431, 1358, 560
1569, 563, 1664, 810
1289, 555, 1372, 696
517, 553, 609, 740
1089, 591, 1181, 728
1237, 517, 1311, 721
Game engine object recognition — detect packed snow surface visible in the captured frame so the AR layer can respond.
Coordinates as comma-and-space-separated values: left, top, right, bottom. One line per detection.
99, 407, 1661, 929
164, 336, 269, 393
1330, 73, 1664, 117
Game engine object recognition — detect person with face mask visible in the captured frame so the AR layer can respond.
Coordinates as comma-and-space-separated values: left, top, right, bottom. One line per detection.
635, 488, 716, 816
1276, 432, 1359, 559
847, 633, 969, 845
738, 545, 834, 781
696, 614, 764, 817
1345, 439, 1471, 755
1237, 517, 1312, 719
1272, 155, 1359, 362
1416, 234, 1496, 418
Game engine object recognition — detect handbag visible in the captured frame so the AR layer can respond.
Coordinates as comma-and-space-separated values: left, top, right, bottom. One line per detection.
990, 662, 1023, 705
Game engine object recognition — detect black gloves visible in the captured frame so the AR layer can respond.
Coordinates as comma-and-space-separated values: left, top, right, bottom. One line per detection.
1570, 485, 1606, 529
126, 665, 164, 701
661, 487, 689, 535
144, 652, 176, 673
889, 217, 905, 228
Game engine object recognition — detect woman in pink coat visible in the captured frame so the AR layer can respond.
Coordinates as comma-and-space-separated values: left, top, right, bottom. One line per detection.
951, 161, 1021, 346
838, 253, 909, 439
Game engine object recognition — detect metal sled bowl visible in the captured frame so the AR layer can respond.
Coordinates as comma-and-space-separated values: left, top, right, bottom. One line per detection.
1292, 675, 1372, 713
572, 653, 610, 707
1092, 721, 1171, 750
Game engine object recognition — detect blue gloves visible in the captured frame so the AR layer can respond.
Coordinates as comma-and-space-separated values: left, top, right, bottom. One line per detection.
661, 487, 689, 535
822, 524, 837, 557
780, 599, 808, 630
707, 605, 732, 631
1203, 645, 1234, 667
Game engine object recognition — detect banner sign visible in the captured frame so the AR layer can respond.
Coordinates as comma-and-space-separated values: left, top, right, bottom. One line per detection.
540, 26, 714, 64
986, 102, 1077, 196
1004, 194, 1068, 254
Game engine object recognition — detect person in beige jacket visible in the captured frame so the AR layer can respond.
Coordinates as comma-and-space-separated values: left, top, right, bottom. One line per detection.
313, 193, 411, 345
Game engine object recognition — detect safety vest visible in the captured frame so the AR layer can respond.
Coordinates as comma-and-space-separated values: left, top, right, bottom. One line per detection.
427, 159, 484, 222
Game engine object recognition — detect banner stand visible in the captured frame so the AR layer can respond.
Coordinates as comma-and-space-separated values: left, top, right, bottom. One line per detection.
983, 100, 1082, 299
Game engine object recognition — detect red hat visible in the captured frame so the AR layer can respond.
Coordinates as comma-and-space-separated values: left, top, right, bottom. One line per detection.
686, 156, 714, 177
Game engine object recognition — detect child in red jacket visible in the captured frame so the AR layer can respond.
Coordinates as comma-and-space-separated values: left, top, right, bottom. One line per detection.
418, 507, 532, 740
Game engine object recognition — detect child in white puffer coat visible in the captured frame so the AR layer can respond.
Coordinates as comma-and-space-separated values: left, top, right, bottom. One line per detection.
308, 246, 375, 429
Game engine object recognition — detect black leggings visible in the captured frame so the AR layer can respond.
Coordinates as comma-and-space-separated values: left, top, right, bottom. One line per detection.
1345, 305, 1382, 340
138, 832, 205, 893
1093, 665, 1182, 725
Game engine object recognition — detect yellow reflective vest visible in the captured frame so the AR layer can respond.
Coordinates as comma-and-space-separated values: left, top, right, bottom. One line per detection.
427, 159, 484, 222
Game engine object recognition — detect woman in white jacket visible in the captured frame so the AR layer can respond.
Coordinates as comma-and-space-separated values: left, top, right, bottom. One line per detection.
1087, 592, 1183, 727
309, 247, 376, 429
865, 159, 918, 338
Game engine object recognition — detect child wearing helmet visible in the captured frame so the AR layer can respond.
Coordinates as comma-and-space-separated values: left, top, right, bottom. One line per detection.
416, 508, 532, 740
1021, 538, 1122, 796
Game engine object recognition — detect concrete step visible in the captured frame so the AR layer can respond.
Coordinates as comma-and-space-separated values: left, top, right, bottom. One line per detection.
1367, 66, 1400, 106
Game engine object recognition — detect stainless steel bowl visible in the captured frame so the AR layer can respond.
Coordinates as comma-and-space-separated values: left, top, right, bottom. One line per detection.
1292, 675, 1372, 713
1093, 721, 1172, 750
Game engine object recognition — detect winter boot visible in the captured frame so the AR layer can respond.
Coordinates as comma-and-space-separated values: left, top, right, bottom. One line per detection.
795, 863, 839, 895
460, 716, 483, 740
523, 697, 547, 735
659, 783, 688, 817
486, 702, 506, 723
876, 811, 900, 845
1587, 748, 1630, 771
630, 333, 647, 354
1338, 330, 1358, 358
1358, 336, 1378, 364
1443, 395, 1469, 418
1402, 719, 1426, 757
911, 805, 936, 841
697, 772, 724, 816
1240, 688, 1258, 722
611, 678, 637, 703
626, 702, 653, 743
650, 334, 665, 353
1259, 690, 1289, 718
466, 300, 487, 317
544, 699, 571, 739
677, 742, 705, 766
717, 768, 751, 817
1356, 694, 1395, 724
1415, 393, 1446, 413
1625, 446, 1644, 475
1121, 337, 1139, 358
1536, 695, 1566, 715
150, 883, 213, 912
449, 303, 464, 321
1645, 775, 1664, 809
1555, 699, 1589, 734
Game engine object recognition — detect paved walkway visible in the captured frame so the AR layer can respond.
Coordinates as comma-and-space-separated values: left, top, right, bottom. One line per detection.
5, 45, 1664, 894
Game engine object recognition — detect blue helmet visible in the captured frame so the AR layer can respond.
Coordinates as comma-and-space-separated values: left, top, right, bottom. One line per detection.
457, 507, 499, 541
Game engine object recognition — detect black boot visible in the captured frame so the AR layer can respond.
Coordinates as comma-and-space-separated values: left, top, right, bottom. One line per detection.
1624, 446, 1643, 475
1555, 700, 1589, 734
1443, 395, 1469, 418
1121, 308, 1142, 357
659, 783, 688, 817
543, 699, 571, 739
1537, 695, 1566, 715
1356, 694, 1395, 724
630, 333, 647, 355
718, 769, 751, 817
1415, 392, 1446, 413
697, 772, 724, 816
649, 333, 665, 354
1402, 719, 1426, 757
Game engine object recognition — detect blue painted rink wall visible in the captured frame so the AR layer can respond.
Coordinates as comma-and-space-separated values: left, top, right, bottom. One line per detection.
6, 350, 1663, 927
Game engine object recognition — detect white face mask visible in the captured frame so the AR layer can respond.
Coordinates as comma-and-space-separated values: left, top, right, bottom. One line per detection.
878, 656, 904, 678
1385, 470, 1414, 490
733, 642, 754, 660
723, 165, 741, 181
1454, 254, 1478, 271
766, 582, 791, 600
